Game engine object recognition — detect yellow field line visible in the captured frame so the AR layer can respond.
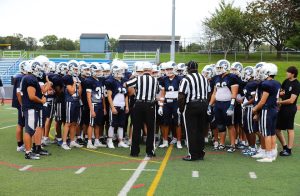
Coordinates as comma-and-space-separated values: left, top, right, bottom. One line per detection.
49, 129, 160, 164
147, 145, 173, 196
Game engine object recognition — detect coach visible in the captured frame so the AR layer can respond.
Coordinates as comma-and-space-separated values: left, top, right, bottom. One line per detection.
178, 61, 209, 161
125, 62, 158, 157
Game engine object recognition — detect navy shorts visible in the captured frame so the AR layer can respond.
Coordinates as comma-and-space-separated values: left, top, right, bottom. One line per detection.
55, 102, 66, 122
208, 106, 217, 129
243, 106, 254, 134
24, 109, 43, 136
234, 104, 242, 125
214, 101, 234, 127
17, 107, 25, 127
44, 99, 55, 119
81, 106, 90, 126
259, 108, 278, 137
89, 103, 104, 126
162, 101, 180, 126
65, 101, 80, 124
276, 106, 297, 130
110, 106, 125, 128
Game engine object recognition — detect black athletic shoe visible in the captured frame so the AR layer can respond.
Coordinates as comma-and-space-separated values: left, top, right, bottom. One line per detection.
36, 149, 51, 156
130, 154, 139, 157
146, 153, 156, 158
182, 155, 204, 161
25, 152, 40, 160
280, 150, 291, 156
77, 138, 86, 146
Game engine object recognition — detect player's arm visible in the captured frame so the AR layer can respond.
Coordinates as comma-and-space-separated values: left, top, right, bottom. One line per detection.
253, 91, 269, 114
17, 91, 22, 106
107, 90, 117, 114
27, 86, 46, 104
86, 89, 95, 118
209, 87, 216, 106
66, 82, 77, 95
125, 95, 129, 113
78, 82, 82, 97
102, 96, 107, 115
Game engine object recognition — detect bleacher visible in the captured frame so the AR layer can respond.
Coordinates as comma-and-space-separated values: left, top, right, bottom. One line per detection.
0, 58, 20, 85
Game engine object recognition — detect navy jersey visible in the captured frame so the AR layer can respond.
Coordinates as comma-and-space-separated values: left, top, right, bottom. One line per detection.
52, 74, 64, 103
0, 78, 3, 87
12, 74, 24, 108
160, 75, 183, 99
214, 73, 239, 101
85, 76, 105, 104
237, 77, 247, 96
63, 75, 80, 102
45, 72, 56, 99
254, 81, 263, 106
79, 75, 88, 106
21, 74, 43, 110
261, 79, 281, 109
243, 80, 259, 103
105, 77, 128, 99
124, 71, 132, 80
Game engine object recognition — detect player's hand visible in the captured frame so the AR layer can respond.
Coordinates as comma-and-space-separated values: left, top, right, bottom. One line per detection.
158, 107, 163, 116
41, 96, 46, 104
103, 109, 107, 116
253, 107, 257, 114
226, 104, 234, 116
112, 107, 118, 114
125, 106, 129, 114
91, 110, 96, 118
253, 114, 258, 121
207, 105, 212, 116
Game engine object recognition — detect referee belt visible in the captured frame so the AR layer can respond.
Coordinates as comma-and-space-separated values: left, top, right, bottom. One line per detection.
135, 100, 155, 104
189, 99, 207, 103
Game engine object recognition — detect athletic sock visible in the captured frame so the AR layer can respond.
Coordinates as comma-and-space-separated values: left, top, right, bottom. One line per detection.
32, 143, 36, 150
287, 148, 292, 153
95, 139, 100, 144
108, 126, 114, 138
88, 140, 92, 145
117, 127, 124, 140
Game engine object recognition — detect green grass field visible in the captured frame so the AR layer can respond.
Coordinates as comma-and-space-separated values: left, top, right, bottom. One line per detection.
0, 103, 300, 196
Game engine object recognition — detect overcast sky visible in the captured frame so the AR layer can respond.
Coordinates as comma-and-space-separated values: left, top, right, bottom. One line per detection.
0, 0, 253, 42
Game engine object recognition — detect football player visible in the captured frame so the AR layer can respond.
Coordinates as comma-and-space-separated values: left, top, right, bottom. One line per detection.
159, 61, 183, 149
61, 60, 83, 150
105, 64, 129, 148
21, 61, 46, 159
85, 63, 107, 149
207, 59, 239, 153
253, 63, 280, 162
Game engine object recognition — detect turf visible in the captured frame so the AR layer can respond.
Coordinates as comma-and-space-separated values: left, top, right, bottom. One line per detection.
0, 103, 300, 196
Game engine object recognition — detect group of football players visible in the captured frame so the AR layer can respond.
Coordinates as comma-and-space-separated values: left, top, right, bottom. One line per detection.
12, 55, 299, 162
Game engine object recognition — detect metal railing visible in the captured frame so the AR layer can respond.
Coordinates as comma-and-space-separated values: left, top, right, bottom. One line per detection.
2, 51, 22, 58
28, 52, 112, 60
123, 51, 157, 60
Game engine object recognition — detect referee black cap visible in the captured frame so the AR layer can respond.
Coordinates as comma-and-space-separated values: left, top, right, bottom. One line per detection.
186, 61, 198, 73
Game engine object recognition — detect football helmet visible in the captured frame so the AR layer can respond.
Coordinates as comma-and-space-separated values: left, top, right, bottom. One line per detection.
101, 63, 111, 77
68, 60, 80, 77
19, 61, 27, 74
176, 63, 186, 76
242, 66, 255, 81
90, 63, 102, 78
80, 63, 91, 77
25, 60, 43, 78
202, 65, 215, 79
111, 64, 124, 78
259, 63, 278, 81
215, 59, 230, 75
230, 62, 243, 76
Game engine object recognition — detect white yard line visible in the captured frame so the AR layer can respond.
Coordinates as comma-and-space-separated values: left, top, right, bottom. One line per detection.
75, 167, 86, 174
118, 156, 150, 196
192, 171, 199, 178
19, 165, 32, 171
295, 123, 300, 127
120, 168, 157, 172
0, 125, 16, 130
249, 172, 257, 179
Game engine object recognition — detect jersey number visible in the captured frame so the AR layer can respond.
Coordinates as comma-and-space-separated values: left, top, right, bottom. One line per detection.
95, 87, 102, 99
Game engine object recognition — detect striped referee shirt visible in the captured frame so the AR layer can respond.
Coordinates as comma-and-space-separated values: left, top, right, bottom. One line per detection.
126, 73, 158, 102
179, 73, 209, 103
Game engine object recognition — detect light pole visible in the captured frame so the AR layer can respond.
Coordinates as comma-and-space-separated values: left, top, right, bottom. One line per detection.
170, 0, 175, 61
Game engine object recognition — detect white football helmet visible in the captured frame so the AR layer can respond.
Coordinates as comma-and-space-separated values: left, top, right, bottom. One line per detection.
254, 62, 266, 81
242, 66, 255, 81
202, 65, 215, 79
111, 64, 124, 78
34, 55, 50, 69
152, 64, 159, 78
90, 63, 103, 78
80, 63, 91, 77
215, 59, 230, 75
133, 62, 144, 76
176, 63, 187, 76
230, 62, 243, 76
258, 63, 278, 81
46, 61, 56, 73
165, 61, 176, 77
68, 60, 80, 77
101, 63, 111, 77
25, 60, 43, 78
142, 61, 153, 71
58, 62, 69, 75
19, 61, 27, 74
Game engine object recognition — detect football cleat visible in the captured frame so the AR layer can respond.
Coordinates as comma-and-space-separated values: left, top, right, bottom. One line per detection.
177, 141, 183, 149
61, 143, 71, 150
227, 146, 236, 153
87, 143, 97, 149
94, 141, 106, 148
257, 157, 273, 163
107, 139, 115, 149
17, 145, 25, 152
118, 141, 129, 148
25, 152, 40, 160
159, 140, 169, 148
70, 141, 83, 148
36, 148, 51, 156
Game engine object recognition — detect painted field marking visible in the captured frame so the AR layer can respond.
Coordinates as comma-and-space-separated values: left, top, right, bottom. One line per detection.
192, 171, 199, 178
295, 123, 300, 127
4, 108, 15, 110
0, 125, 16, 130
121, 168, 157, 172
249, 172, 257, 179
19, 165, 32, 171
147, 145, 173, 196
75, 167, 86, 174
118, 156, 150, 196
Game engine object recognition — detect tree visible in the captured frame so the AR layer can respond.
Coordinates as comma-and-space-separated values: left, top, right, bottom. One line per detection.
5, 35, 26, 50
24, 37, 37, 51
109, 38, 119, 52
40, 35, 58, 50
56, 38, 76, 50
186, 43, 204, 52
204, 0, 243, 59
74, 40, 80, 50
248, 0, 298, 59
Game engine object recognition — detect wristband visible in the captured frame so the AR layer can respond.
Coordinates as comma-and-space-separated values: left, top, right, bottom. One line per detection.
230, 99, 235, 105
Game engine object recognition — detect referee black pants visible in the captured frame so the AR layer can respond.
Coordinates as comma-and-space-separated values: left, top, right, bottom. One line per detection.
131, 102, 156, 156
183, 100, 208, 159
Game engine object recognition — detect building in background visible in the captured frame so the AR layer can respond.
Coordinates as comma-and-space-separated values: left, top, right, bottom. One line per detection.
118, 35, 181, 53
80, 33, 109, 53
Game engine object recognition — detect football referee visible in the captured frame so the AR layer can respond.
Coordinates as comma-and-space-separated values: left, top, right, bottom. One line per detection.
125, 62, 158, 157
178, 61, 209, 161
